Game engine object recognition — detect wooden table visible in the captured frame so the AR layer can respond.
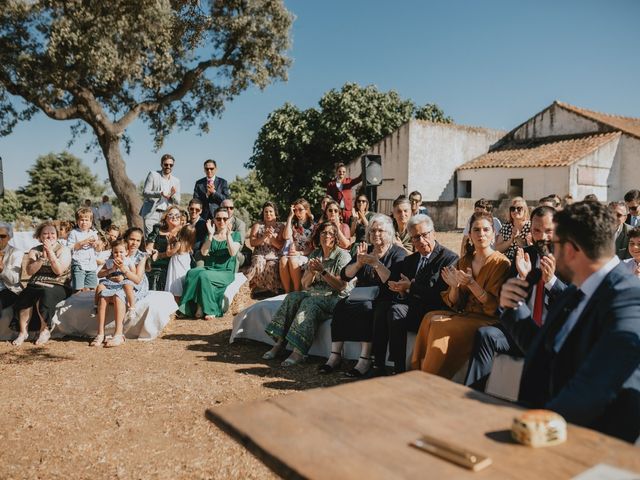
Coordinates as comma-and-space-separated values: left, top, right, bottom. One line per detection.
206, 371, 640, 479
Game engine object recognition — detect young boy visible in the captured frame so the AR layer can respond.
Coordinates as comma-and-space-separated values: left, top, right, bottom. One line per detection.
68, 207, 99, 292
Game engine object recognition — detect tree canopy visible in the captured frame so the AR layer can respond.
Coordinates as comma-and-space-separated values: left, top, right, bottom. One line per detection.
0, 0, 293, 226
16, 152, 104, 220
247, 82, 453, 209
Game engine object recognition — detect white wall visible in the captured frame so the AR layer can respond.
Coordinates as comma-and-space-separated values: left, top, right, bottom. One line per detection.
407, 121, 504, 201
511, 104, 604, 140
457, 166, 570, 201
617, 135, 640, 199
571, 135, 621, 201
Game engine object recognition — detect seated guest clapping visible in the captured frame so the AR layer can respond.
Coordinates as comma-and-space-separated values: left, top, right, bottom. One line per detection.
464, 206, 566, 390
178, 208, 241, 320
383, 215, 458, 373
246, 201, 285, 295
622, 227, 640, 277
280, 199, 315, 293
392, 196, 414, 254
263, 222, 352, 366
499, 201, 640, 443
320, 214, 407, 377
321, 200, 351, 250
0, 222, 23, 311
12, 221, 72, 346
411, 212, 510, 377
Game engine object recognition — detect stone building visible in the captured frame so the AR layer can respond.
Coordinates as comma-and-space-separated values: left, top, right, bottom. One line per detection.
457, 101, 640, 202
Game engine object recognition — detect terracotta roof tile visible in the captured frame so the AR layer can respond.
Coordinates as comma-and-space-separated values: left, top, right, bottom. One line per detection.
556, 101, 640, 139
458, 132, 620, 170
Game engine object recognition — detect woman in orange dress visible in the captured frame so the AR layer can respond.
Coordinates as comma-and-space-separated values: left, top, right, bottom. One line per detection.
411, 211, 510, 378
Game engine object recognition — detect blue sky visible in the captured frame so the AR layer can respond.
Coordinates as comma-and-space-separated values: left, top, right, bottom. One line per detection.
2, 0, 639, 193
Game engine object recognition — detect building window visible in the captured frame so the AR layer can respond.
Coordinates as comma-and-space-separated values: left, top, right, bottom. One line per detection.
508, 178, 523, 197
459, 180, 472, 198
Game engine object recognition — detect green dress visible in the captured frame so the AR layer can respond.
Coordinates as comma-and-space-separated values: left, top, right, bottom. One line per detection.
178, 232, 240, 318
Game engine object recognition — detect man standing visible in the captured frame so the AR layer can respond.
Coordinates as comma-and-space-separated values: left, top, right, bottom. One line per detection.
187, 198, 207, 253
97, 195, 113, 231
193, 159, 230, 220
380, 214, 458, 373
221, 198, 247, 269
464, 206, 566, 391
139, 154, 181, 237
499, 201, 640, 443
326, 163, 362, 223
610, 201, 632, 259
624, 189, 640, 227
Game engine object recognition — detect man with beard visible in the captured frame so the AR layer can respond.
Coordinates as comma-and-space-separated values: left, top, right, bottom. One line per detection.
499, 201, 640, 443
464, 206, 566, 391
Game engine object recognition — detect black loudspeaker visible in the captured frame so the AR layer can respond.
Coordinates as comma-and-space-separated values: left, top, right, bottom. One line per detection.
361, 154, 382, 186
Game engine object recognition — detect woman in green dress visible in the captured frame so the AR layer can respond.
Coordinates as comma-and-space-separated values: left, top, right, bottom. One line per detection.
145, 205, 183, 290
178, 207, 241, 320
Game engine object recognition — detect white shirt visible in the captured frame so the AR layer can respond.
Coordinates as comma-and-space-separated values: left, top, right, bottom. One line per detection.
67, 228, 98, 270
97, 202, 113, 221
525, 256, 558, 323
554, 255, 620, 351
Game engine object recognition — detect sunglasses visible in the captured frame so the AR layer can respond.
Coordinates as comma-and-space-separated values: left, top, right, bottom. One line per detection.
188, 207, 201, 212
204, 167, 216, 171
411, 231, 432, 242
356, 200, 368, 203
222, 206, 234, 210
409, 198, 421, 203
320, 231, 335, 237
215, 217, 228, 221
0, 234, 8, 239
162, 163, 174, 167
509, 206, 524, 213
629, 206, 639, 212
166, 213, 181, 220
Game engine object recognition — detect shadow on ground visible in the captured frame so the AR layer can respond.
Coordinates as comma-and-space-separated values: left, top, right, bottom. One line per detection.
163, 330, 353, 391
0, 347, 74, 364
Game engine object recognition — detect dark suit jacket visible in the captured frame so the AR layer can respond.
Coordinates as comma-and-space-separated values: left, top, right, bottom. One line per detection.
326, 174, 362, 221
507, 246, 567, 306
193, 176, 230, 220
394, 242, 459, 312
500, 262, 640, 443
615, 223, 632, 260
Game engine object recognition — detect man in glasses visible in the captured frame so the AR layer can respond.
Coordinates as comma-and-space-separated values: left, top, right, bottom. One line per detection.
140, 153, 181, 237
221, 199, 246, 269
187, 198, 207, 253
408, 191, 429, 216
609, 201, 632, 259
381, 214, 458, 374
624, 189, 640, 227
499, 201, 640, 443
193, 159, 230, 220
464, 206, 566, 391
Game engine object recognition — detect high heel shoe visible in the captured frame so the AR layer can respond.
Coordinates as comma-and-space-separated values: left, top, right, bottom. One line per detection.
345, 356, 372, 378
318, 351, 342, 374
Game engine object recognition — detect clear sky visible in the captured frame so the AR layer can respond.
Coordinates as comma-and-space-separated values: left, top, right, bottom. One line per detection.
2, 0, 639, 193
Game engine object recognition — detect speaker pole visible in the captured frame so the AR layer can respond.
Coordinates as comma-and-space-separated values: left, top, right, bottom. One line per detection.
0, 156, 4, 198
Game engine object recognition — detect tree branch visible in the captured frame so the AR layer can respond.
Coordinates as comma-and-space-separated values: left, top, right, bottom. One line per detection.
1, 77, 80, 121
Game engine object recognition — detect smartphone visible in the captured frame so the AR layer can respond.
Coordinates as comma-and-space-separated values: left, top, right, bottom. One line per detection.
410, 434, 492, 471
524, 268, 542, 295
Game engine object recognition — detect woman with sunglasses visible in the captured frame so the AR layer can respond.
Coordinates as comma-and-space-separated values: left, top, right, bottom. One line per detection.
317, 200, 351, 250
145, 205, 183, 290
177, 207, 241, 320
496, 197, 531, 262
246, 201, 285, 295
280, 198, 315, 293
263, 222, 352, 366
411, 211, 510, 377
350, 194, 373, 247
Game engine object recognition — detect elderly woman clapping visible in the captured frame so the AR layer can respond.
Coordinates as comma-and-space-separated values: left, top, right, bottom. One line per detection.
320, 214, 407, 377
263, 222, 352, 366
12, 221, 72, 346
0, 222, 23, 311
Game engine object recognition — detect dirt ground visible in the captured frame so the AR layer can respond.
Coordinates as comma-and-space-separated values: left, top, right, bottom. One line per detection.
0, 232, 462, 479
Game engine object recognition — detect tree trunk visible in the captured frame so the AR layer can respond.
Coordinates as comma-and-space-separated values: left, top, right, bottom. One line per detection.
97, 135, 143, 228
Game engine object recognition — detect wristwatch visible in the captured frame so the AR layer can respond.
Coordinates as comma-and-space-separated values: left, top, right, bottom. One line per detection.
321, 269, 328, 277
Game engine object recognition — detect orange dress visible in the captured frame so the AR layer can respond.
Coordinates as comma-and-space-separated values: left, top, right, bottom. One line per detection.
410, 251, 510, 378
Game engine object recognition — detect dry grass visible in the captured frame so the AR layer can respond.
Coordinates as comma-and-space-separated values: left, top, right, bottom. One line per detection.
0, 232, 462, 479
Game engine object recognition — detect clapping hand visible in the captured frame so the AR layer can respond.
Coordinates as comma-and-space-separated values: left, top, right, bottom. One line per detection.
354, 242, 369, 266
457, 267, 474, 286
206, 219, 215, 236
540, 254, 556, 283
388, 273, 411, 293
169, 186, 177, 197
515, 247, 532, 279
308, 257, 324, 273
441, 265, 460, 288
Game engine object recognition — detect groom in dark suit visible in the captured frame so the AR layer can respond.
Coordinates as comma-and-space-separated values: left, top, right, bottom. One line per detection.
193, 159, 230, 220
499, 201, 640, 443
464, 206, 567, 390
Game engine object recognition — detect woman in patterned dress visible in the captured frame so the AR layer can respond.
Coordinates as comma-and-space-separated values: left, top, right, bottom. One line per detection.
245, 202, 285, 295
496, 196, 531, 262
145, 206, 183, 290
280, 198, 315, 293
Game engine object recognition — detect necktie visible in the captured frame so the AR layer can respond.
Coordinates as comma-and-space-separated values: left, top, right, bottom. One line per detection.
544, 287, 585, 352
416, 256, 428, 278
532, 277, 545, 326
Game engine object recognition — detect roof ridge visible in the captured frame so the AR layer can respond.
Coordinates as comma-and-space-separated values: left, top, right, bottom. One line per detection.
555, 101, 640, 121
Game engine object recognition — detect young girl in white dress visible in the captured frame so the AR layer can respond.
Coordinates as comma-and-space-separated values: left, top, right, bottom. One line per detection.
165, 224, 196, 302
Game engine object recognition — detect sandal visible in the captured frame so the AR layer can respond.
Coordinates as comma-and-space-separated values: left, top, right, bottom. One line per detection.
318, 351, 342, 374
35, 329, 51, 346
281, 354, 306, 367
345, 356, 372, 378
125, 308, 137, 322
105, 334, 126, 348
262, 345, 284, 360
12, 333, 28, 347
90, 334, 105, 347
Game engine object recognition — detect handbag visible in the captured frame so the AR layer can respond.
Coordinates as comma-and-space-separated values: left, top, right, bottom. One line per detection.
348, 286, 380, 302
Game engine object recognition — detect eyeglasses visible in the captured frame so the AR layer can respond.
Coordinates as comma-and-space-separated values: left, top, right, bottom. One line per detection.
409, 198, 421, 203
0, 234, 8, 239
188, 207, 201, 212
204, 167, 216, 171
222, 206, 234, 210
411, 231, 433, 242
629, 206, 639, 212
166, 213, 181, 220
615, 213, 626, 218
320, 231, 335, 237
509, 206, 524, 213
326, 209, 340, 213
551, 238, 578, 249
162, 163, 174, 168
356, 200, 368, 203
215, 217, 228, 222
370, 228, 385, 234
